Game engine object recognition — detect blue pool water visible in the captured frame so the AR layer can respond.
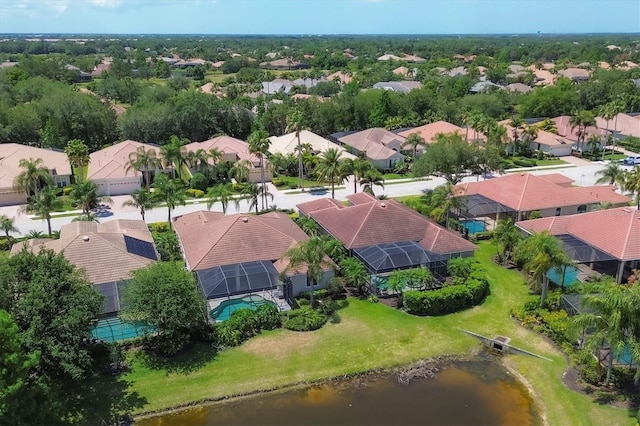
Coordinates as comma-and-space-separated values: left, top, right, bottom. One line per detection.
91, 317, 154, 342
460, 219, 486, 234
547, 265, 580, 287
210, 295, 276, 321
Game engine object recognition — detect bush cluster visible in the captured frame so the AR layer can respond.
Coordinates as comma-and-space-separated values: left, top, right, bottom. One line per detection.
512, 158, 537, 167
215, 304, 282, 347
282, 306, 328, 331
0, 236, 15, 251
403, 266, 489, 316
186, 188, 204, 198
271, 177, 285, 187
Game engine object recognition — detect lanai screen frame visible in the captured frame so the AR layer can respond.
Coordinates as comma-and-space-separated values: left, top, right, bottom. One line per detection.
353, 240, 447, 276
457, 194, 515, 219
196, 260, 280, 299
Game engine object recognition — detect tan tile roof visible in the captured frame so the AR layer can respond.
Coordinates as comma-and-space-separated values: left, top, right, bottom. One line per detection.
505, 83, 533, 93
174, 211, 309, 271
184, 136, 263, 168
397, 121, 482, 144
498, 121, 570, 147
327, 71, 353, 84
10, 219, 156, 284
551, 116, 607, 141
300, 193, 476, 255
595, 113, 640, 138
338, 128, 406, 161
269, 130, 356, 159
557, 68, 591, 80
0, 143, 71, 189
88, 140, 161, 180
516, 207, 640, 261
454, 173, 631, 212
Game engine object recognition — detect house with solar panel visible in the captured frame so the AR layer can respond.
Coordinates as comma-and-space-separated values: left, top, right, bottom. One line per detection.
297, 192, 477, 294
173, 210, 334, 321
11, 219, 159, 341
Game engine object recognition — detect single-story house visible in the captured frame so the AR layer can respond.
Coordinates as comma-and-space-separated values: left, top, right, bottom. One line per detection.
268, 130, 356, 161
397, 121, 486, 146
261, 79, 292, 95
377, 54, 403, 61
297, 192, 477, 282
184, 136, 271, 183
327, 71, 353, 85
557, 68, 591, 82
499, 120, 573, 157
0, 143, 72, 206
334, 128, 406, 170
470, 81, 503, 93
372, 81, 422, 93
516, 207, 640, 283
595, 113, 640, 139
11, 219, 158, 325
173, 211, 333, 305
88, 140, 163, 196
551, 116, 608, 147
259, 58, 309, 70
505, 83, 533, 93
453, 172, 631, 226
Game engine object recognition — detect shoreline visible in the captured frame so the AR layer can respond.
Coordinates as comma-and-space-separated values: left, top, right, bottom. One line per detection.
501, 357, 550, 426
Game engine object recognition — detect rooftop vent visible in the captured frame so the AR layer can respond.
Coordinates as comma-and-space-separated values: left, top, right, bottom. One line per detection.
82, 235, 90, 242
380, 202, 387, 208
242, 217, 249, 223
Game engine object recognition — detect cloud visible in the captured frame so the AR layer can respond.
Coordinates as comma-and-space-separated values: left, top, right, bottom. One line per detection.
90, 0, 122, 7
1, 0, 69, 18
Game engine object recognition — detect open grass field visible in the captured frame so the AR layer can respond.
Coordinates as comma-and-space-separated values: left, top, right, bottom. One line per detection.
124, 242, 632, 424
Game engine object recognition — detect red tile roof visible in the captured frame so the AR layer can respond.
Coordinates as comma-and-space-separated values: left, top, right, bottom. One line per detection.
397, 121, 475, 144
174, 211, 309, 271
551, 116, 607, 141
298, 193, 477, 255
516, 207, 640, 261
454, 173, 631, 212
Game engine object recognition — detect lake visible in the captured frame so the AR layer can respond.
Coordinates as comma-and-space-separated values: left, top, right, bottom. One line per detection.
136, 359, 539, 426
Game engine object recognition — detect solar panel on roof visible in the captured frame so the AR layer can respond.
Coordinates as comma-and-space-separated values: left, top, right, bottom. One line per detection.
124, 236, 158, 260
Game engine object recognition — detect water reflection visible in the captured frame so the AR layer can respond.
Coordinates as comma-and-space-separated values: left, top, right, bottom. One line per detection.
137, 360, 538, 426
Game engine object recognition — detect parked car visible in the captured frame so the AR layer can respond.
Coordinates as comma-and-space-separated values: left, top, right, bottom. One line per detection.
623, 156, 640, 166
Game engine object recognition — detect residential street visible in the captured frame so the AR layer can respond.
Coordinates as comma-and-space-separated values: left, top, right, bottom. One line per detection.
1, 159, 634, 236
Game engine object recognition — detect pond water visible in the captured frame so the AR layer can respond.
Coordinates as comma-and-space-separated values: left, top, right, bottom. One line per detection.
136, 360, 539, 426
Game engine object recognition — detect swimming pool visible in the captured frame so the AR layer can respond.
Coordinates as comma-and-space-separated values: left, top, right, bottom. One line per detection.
546, 265, 580, 287
210, 294, 277, 321
460, 219, 486, 235
91, 317, 154, 342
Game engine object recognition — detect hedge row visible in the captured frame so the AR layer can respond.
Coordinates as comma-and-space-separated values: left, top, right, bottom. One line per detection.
402, 268, 490, 316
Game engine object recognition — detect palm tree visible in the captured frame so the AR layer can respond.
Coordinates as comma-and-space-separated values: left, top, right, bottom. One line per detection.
521, 124, 539, 150
297, 216, 320, 236
185, 148, 211, 175
359, 169, 385, 197
13, 158, 53, 199
595, 162, 625, 186
623, 167, 640, 208
570, 110, 597, 153
0, 215, 19, 237
124, 146, 160, 190
284, 236, 332, 307
339, 257, 369, 295
28, 185, 63, 235
427, 182, 466, 229
248, 130, 272, 210
341, 158, 372, 194
508, 116, 525, 155
516, 231, 572, 307
229, 159, 252, 183
64, 139, 90, 183
152, 174, 187, 229
26, 229, 46, 239
315, 148, 344, 199
121, 188, 158, 221
206, 183, 237, 214
161, 135, 188, 179
402, 133, 425, 159
586, 134, 602, 157
208, 147, 223, 168
492, 218, 522, 263
241, 183, 261, 214
69, 180, 112, 216
572, 279, 640, 384
597, 104, 616, 158
286, 107, 306, 191
320, 234, 347, 263
535, 118, 558, 134
606, 99, 626, 156
72, 213, 99, 223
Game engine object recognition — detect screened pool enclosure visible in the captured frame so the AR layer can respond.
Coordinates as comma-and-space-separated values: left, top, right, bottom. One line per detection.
196, 260, 281, 299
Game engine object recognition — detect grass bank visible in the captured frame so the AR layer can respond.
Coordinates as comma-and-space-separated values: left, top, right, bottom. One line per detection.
124, 242, 632, 424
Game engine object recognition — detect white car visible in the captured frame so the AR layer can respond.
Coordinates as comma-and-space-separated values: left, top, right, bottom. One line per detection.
623, 156, 640, 166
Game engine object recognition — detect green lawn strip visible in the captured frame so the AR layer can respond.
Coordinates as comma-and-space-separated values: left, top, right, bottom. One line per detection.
123, 242, 630, 424
31, 212, 83, 220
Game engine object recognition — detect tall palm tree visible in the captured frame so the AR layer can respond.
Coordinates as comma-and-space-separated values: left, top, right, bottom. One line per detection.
535, 118, 558, 134
339, 257, 369, 295
28, 185, 63, 235
64, 139, 90, 183
508, 116, 525, 156
516, 231, 572, 307
623, 167, 640, 208
297, 216, 320, 237
402, 133, 425, 159
206, 183, 237, 214
428, 182, 466, 228
229, 159, 252, 183
208, 147, 223, 167
248, 130, 271, 210
0, 214, 19, 237
586, 134, 602, 157
572, 279, 640, 384
13, 158, 53, 199
124, 146, 160, 190
185, 148, 211, 175
521, 125, 539, 151
570, 110, 597, 153
597, 104, 616, 158
152, 174, 187, 229
284, 236, 332, 307
340, 158, 372, 194
121, 188, 158, 221
286, 107, 306, 191
359, 169, 385, 197
161, 135, 188, 179
241, 182, 261, 214
595, 162, 625, 186
69, 180, 112, 216
606, 99, 626, 155
492, 218, 522, 262
315, 148, 344, 199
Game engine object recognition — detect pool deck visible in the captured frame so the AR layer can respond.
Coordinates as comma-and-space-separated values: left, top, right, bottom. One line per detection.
207, 290, 292, 321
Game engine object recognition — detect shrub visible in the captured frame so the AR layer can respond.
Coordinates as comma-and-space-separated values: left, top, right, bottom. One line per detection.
231, 183, 247, 193
148, 222, 170, 233
298, 289, 330, 302
447, 257, 477, 279
0, 236, 15, 251
215, 305, 282, 347
472, 231, 493, 241
513, 158, 537, 167
271, 177, 285, 187
190, 173, 209, 192
62, 186, 73, 196
186, 188, 204, 198
367, 294, 379, 303
529, 210, 542, 219
282, 307, 328, 331
403, 274, 489, 316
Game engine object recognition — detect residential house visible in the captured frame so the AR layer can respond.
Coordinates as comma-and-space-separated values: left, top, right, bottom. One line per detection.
291, 77, 326, 91
396, 120, 483, 150
516, 207, 640, 283
297, 193, 477, 286
470, 81, 503, 94
184, 136, 272, 183
372, 81, 422, 94
499, 120, 573, 157
327, 71, 353, 85
508, 64, 525, 73
551, 116, 608, 149
259, 58, 309, 70
334, 128, 406, 170
447, 66, 467, 77
557, 68, 591, 82
88, 140, 163, 196
261, 78, 292, 95
402, 54, 426, 63
377, 54, 403, 61
393, 66, 410, 77
505, 83, 533, 93
595, 113, 640, 139
65, 64, 92, 82
268, 130, 357, 160
453, 172, 631, 226
173, 211, 333, 305
0, 143, 72, 206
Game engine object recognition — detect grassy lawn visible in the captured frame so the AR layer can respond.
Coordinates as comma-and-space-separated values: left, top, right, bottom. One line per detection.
122, 242, 632, 424
277, 176, 334, 190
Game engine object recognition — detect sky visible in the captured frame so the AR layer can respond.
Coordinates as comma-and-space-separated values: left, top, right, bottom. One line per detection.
0, 0, 639, 35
